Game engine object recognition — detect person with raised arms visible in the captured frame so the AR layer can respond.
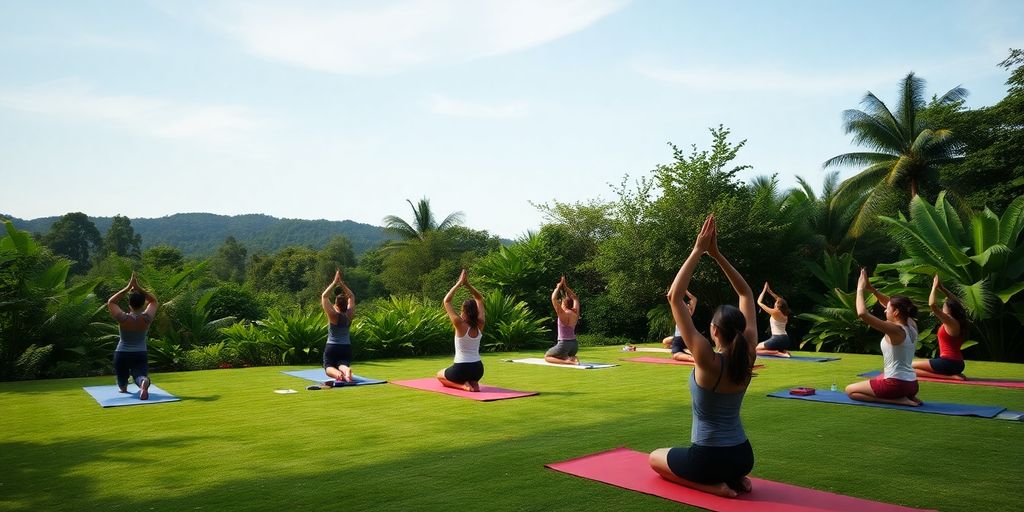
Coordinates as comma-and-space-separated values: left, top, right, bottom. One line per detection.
845, 269, 921, 406
649, 215, 757, 498
661, 290, 698, 362
437, 269, 486, 392
320, 269, 356, 384
106, 271, 159, 400
755, 282, 793, 357
913, 275, 968, 380
545, 276, 581, 365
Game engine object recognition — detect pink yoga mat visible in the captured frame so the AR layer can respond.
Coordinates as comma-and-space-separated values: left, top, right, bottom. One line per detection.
391, 378, 538, 401
546, 447, 936, 512
622, 357, 766, 369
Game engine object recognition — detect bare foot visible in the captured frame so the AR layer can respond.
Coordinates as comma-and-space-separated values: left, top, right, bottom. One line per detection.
780, 352, 791, 358
139, 377, 150, 400
119, 388, 129, 394
709, 482, 739, 498
909, 395, 924, 406
739, 477, 752, 493
469, 381, 480, 392
461, 383, 475, 392
895, 396, 920, 407
953, 374, 967, 381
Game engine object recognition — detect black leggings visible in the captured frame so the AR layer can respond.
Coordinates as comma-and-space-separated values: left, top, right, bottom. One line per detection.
667, 440, 754, 490
113, 351, 149, 389
444, 361, 484, 384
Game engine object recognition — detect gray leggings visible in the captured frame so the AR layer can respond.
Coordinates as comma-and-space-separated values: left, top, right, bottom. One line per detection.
546, 339, 579, 359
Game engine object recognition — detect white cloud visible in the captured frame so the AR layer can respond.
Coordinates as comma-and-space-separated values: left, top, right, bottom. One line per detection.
0, 80, 267, 146
426, 95, 528, 119
196, 0, 628, 74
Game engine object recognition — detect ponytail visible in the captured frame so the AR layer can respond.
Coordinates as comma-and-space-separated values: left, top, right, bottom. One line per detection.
712, 305, 753, 385
462, 299, 480, 330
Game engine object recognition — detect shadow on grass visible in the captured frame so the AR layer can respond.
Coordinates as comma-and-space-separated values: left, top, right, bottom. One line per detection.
0, 435, 210, 509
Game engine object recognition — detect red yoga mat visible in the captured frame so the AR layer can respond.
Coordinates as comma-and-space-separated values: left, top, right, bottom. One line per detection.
860, 370, 1024, 389
622, 357, 766, 369
391, 378, 538, 401
546, 448, 936, 512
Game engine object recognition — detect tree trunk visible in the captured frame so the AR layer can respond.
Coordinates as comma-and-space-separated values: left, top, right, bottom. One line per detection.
909, 179, 918, 197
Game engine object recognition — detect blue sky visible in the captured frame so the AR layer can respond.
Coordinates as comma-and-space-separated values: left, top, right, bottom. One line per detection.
2, 0, 1022, 238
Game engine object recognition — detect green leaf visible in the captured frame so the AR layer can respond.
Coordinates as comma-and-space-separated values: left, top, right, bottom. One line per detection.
996, 282, 1024, 303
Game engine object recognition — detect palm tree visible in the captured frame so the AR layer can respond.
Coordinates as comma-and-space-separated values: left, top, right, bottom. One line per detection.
824, 72, 967, 235
783, 171, 868, 254
382, 197, 464, 243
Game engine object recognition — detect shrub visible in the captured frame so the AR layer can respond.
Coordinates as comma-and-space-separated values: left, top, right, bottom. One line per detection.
352, 297, 450, 357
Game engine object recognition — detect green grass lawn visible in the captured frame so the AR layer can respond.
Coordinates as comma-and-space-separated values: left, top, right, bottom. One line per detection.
2, 346, 1022, 512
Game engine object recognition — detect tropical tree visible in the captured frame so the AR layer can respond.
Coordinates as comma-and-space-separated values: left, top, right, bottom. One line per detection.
784, 171, 867, 254
382, 198, 464, 246
876, 192, 1024, 361
825, 72, 967, 235
101, 215, 142, 260
41, 212, 102, 274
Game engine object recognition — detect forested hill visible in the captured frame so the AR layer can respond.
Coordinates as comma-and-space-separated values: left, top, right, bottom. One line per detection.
2, 212, 394, 257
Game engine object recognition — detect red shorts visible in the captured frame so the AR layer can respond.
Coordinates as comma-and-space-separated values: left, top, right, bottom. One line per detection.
869, 375, 919, 399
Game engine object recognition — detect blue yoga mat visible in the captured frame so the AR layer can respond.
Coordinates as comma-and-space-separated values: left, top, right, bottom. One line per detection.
83, 384, 180, 407
281, 369, 386, 386
767, 389, 1008, 418
758, 354, 841, 362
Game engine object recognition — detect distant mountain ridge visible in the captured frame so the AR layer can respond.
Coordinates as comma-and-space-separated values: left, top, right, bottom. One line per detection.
1, 212, 395, 257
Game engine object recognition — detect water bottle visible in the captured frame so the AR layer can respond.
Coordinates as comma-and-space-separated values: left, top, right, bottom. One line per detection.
830, 381, 838, 392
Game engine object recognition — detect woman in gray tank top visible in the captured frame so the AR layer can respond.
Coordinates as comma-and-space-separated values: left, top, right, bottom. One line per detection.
320, 269, 356, 384
649, 215, 758, 498
544, 276, 581, 365
106, 272, 159, 400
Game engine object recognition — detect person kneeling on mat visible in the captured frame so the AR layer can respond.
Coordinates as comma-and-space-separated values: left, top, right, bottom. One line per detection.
845, 269, 921, 407
649, 215, 756, 498
545, 276, 581, 365
912, 275, 968, 380
321, 269, 356, 385
661, 290, 698, 362
755, 282, 792, 357
437, 270, 485, 392
107, 272, 159, 400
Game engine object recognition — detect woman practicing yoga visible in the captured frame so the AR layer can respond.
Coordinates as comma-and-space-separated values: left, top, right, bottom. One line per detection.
756, 282, 792, 357
649, 215, 757, 498
845, 269, 921, 406
545, 276, 581, 365
913, 275, 967, 380
320, 269, 356, 384
437, 269, 486, 392
661, 290, 698, 362
106, 272, 159, 400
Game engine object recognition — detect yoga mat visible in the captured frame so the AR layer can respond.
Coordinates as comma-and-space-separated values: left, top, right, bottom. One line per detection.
83, 384, 180, 408
507, 358, 617, 369
858, 370, 1024, 389
634, 347, 671, 353
621, 356, 765, 369
758, 354, 840, 362
391, 378, 537, 401
546, 447, 936, 512
767, 389, 1010, 419
281, 369, 386, 386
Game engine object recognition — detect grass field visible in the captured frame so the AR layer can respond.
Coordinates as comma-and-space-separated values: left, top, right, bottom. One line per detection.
2, 346, 1022, 512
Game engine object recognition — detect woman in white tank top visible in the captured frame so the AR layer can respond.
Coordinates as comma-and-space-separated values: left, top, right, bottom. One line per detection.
436, 269, 486, 392
755, 282, 792, 357
845, 269, 922, 407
